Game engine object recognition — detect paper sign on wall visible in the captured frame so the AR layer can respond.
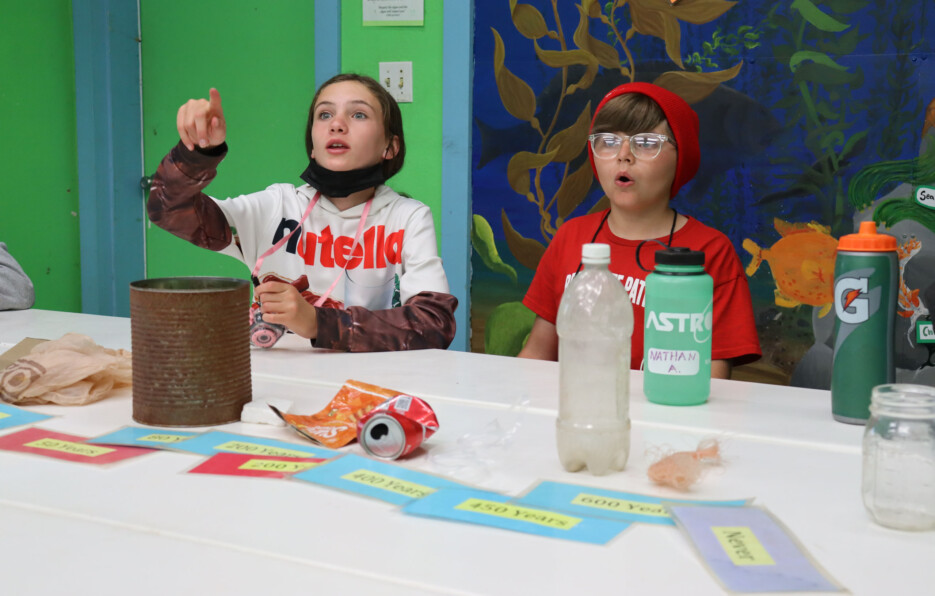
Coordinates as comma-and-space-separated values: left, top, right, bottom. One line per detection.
363, 0, 423, 26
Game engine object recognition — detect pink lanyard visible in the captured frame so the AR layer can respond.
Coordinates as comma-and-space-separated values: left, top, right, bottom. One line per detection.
251, 191, 373, 307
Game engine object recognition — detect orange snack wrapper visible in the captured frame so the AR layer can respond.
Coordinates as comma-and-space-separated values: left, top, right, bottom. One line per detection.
273, 380, 402, 449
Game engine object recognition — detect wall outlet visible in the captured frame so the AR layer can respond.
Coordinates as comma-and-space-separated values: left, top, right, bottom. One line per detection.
379, 61, 413, 103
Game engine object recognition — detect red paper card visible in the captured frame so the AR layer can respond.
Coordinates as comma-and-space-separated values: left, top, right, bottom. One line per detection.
187, 452, 326, 479
0, 427, 156, 464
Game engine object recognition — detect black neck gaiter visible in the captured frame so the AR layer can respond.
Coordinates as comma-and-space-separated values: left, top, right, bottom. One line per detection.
299, 159, 386, 198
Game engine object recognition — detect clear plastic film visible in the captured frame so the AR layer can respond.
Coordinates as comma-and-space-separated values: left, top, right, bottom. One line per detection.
428, 396, 530, 484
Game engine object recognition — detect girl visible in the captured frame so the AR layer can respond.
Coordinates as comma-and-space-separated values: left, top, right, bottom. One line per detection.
148, 74, 456, 351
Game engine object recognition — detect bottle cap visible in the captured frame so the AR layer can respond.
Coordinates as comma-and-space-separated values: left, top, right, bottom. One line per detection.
654, 246, 705, 267
581, 243, 611, 264
837, 221, 897, 252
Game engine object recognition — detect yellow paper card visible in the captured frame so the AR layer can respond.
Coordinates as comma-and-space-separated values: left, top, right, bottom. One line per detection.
239, 459, 319, 473
216, 440, 312, 458
24, 438, 115, 458
342, 469, 436, 499
456, 498, 582, 531
712, 526, 776, 566
138, 433, 188, 443
571, 493, 669, 518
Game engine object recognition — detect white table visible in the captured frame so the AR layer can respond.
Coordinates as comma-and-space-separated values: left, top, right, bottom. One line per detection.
1, 309, 932, 595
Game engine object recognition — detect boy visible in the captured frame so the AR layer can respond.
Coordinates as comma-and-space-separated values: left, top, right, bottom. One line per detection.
518, 82, 760, 378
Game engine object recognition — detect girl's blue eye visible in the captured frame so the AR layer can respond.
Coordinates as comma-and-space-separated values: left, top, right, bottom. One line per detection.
352, 111, 367, 120
317, 112, 332, 120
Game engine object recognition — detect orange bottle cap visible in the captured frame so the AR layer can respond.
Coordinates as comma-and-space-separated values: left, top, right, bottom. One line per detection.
837, 221, 897, 252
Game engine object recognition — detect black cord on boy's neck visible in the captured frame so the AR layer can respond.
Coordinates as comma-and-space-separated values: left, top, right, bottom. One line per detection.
574, 208, 678, 274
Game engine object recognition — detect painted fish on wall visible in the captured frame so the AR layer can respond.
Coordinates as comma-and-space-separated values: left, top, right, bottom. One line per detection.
743, 219, 839, 318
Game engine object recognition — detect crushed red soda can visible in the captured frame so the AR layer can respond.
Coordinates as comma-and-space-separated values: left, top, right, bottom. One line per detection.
356, 394, 439, 459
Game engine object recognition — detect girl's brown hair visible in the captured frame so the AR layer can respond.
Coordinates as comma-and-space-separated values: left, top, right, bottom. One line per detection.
591, 93, 673, 140
304, 73, 406, 179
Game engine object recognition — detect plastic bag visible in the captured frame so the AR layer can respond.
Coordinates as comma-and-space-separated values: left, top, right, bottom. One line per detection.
0, 333, 132, 405
273, 379, 399, 449
647, 438, 722, 491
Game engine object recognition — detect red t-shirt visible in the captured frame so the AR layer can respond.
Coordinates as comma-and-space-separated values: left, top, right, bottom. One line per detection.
522, 211, 762, 369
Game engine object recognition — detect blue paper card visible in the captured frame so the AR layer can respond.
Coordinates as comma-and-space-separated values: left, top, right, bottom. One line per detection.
668, 504, 845, 593
404, 488, 631, 545
0, 403, 52, 430
169, 431, 337, 459
517, 480, 751, 525
88, 426, 200, 449
292, 453, 468, 505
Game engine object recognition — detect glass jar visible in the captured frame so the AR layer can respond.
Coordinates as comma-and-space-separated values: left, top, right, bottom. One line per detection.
861, 384, 935, 531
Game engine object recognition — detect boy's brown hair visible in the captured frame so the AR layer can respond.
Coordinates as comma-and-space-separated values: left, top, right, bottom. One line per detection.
590, 93, 673, 140
304, 73, 406, 179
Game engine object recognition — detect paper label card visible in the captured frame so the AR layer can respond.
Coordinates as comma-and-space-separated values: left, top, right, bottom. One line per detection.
87, 426, 200, 449
188, 453, 326, 479
292, 453, 467, 505
0, 428, 156, 465
168, 431, 336, 459
667, 504, 846, 593
403, 489, 630, 545
0, 403, 52, 430
518, 481, 750, 525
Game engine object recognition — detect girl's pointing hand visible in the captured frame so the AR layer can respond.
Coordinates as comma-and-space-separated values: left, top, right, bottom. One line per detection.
177, 87, 226, 151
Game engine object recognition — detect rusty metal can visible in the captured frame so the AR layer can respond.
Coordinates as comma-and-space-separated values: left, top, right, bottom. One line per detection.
357, 395, 439, 459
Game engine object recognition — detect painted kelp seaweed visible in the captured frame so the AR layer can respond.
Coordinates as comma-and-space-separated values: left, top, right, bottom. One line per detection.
758, 0, 869, 235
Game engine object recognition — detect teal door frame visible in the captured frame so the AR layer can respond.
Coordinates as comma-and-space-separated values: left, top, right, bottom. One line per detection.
73, 0, 145, 317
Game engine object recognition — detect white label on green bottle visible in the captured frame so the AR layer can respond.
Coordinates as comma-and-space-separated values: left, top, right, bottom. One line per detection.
919, 322, 935, 344
646, 348, 700, 375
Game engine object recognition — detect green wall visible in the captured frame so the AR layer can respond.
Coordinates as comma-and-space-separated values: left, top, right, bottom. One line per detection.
340, 3, 445, 235
0, 1, 80, 312
140, 1, 316, 280
0, 2, 447, 313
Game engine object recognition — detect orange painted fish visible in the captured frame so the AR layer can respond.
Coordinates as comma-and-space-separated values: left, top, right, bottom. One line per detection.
923, 97, 935, 138
743, 219, 839, 317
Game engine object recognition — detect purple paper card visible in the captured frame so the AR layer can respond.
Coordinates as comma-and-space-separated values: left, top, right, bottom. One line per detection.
668, 504, 846, 593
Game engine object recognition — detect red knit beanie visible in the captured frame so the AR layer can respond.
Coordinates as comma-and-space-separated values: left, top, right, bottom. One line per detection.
588, 82, 700, 199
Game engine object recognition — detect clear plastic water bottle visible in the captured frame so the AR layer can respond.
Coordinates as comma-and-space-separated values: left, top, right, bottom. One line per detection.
555, 243, 633, 475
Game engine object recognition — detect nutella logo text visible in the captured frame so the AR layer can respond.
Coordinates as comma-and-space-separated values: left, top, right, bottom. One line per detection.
273, 221, 404, 269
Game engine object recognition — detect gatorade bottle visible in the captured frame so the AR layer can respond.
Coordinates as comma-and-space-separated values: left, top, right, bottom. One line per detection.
555, 243, 633, 475
642, 247, 713, 406
831, 221, 898, 424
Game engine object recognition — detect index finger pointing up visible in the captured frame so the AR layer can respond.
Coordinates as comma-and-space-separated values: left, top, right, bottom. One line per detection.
209, 87, 223, 113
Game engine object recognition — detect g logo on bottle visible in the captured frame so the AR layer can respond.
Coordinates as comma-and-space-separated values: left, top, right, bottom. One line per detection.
834, 277, 869, 324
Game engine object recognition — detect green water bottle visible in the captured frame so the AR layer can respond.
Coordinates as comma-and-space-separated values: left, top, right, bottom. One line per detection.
831, 221, 898, 424
642, 247, 713, 406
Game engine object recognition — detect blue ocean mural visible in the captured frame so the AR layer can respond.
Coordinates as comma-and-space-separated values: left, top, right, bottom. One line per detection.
470, 0, 935, 387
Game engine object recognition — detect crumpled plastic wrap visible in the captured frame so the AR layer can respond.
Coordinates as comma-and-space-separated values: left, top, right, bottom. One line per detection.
0, 333, 132, 406
647, 438, 722, 491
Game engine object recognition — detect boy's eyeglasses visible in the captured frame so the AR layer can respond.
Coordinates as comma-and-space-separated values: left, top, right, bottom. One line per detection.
588, 132, 675, 160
